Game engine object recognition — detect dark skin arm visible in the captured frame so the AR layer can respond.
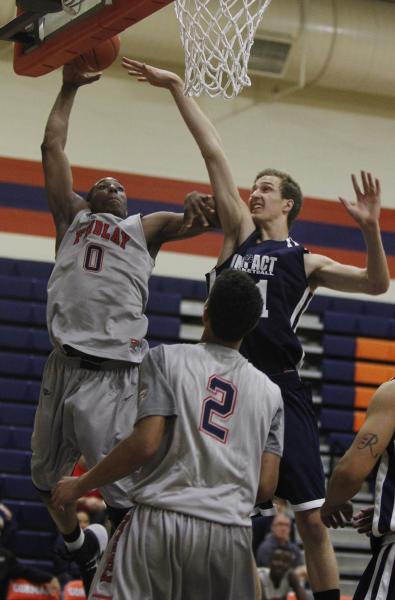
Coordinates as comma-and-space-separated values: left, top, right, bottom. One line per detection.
44, 66, 215, 260
142, 202, 217, 259
287, 570, 309, 600
41, 64, 100, 253
51, 416, 166, 508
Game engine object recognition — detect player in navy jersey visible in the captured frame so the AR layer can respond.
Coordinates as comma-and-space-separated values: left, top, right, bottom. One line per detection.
321, 379, 395, 600
33, 63, 216, 593
122, 58, 390, 600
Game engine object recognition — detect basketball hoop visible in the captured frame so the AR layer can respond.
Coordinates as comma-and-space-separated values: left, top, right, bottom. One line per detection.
174, 0, 273, 99
61, 0, 82, 15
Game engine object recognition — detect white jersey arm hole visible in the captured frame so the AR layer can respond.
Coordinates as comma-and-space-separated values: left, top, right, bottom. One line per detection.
55, 208, 90, 259
131, 213, 155, 267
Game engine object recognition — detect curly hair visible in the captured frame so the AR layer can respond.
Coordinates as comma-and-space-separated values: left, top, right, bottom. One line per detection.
207, 270, 263, 342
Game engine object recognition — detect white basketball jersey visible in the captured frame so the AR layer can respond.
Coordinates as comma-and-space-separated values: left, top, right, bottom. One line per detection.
257, 567, 291, 600
47, 210, 154, 362
131, 343, 284, 526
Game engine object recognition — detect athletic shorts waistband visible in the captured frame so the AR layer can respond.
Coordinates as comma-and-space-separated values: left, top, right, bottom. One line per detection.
382, 532, 395, 546
267, 370, 301, 386
57, 347, 134, 371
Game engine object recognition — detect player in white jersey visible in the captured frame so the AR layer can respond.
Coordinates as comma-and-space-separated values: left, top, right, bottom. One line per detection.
121, 58, 390, 600
51, 269, 284, 600
321, 379, 395, 600
31, 64, 216, 592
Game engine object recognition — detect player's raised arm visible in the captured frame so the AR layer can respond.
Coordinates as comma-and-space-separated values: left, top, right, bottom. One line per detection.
305, 171, 390, 295
321, 379, 395, 527
122, 58, 255, 262
41, 65, 101, 252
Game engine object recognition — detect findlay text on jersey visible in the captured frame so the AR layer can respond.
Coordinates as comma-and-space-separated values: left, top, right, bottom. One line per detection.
73, 217, 131, 249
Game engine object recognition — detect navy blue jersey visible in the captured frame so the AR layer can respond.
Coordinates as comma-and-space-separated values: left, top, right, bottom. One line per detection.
372, 434, 395, 538
207, 231, 312, 374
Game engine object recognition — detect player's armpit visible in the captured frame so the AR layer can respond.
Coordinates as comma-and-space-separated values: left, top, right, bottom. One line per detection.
256, 452, 281, 503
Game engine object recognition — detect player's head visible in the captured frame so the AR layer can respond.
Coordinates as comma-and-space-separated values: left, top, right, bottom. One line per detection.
269, 548, 293, 578
249, 169, 303, 230
205, 270, 263, 343
271, 513, 292, 542
87, 177, 128, 218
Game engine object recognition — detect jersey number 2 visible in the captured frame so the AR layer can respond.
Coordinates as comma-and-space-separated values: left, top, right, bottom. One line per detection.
199, 376, 237, 444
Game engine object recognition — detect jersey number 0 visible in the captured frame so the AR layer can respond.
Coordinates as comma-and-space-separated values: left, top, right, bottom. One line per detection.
83, 244, 104, 272
199, 375, 237, 444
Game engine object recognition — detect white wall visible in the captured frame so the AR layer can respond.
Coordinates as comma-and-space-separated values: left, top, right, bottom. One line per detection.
1, 53, 395, 303
1, 56, 395, 204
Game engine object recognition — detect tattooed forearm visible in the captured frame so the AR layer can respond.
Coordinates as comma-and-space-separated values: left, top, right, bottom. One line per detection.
357, 433, 379, 458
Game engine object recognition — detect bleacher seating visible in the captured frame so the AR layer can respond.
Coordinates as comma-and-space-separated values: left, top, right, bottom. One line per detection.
0, 257, 207, 577
0, 256, 393, 596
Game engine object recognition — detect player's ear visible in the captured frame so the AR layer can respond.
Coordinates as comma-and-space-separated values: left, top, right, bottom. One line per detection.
282, 198, 294, 215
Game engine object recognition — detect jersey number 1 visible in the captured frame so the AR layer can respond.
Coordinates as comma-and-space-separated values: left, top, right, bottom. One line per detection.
257, 280, 269, 318
199, 376, 237, 444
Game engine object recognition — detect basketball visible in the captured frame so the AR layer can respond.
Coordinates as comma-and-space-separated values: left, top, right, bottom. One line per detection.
72, 35, 121, 73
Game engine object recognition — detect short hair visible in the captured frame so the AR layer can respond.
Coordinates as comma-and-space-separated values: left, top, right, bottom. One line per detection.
207, 270, 263, 342
254, 168, 303, 228
270, 547, 293, 562
86, 177, 121, 203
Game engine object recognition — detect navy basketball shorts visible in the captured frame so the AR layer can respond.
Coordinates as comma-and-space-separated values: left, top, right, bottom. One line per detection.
354, 539, 395, 600
268, 371, 325, 511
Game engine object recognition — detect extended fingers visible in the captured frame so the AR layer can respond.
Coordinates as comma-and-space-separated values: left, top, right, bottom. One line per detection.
184, 193, 213, 228
353, 171, 379, 198
122, 57, 144, 69
121, 57, 146, 77
361, 170, 369, 194
351, 173, 362, 197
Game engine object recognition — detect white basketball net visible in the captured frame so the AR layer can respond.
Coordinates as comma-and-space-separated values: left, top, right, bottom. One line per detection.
174, 0, 273, 98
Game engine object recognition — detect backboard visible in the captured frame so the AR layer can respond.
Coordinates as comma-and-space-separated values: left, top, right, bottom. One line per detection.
0, 0, 173, 76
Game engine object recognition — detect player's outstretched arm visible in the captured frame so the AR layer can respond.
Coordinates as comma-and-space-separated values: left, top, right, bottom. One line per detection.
51, 415, 166, 508
321, 379, 395, 527
141, 200, 218, 258
41, 64, 101, 252
306, 171, 390, 295
122, 58, 255, 263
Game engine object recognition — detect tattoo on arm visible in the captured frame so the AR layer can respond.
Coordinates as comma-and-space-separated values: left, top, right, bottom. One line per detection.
357, 433, 379, 458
